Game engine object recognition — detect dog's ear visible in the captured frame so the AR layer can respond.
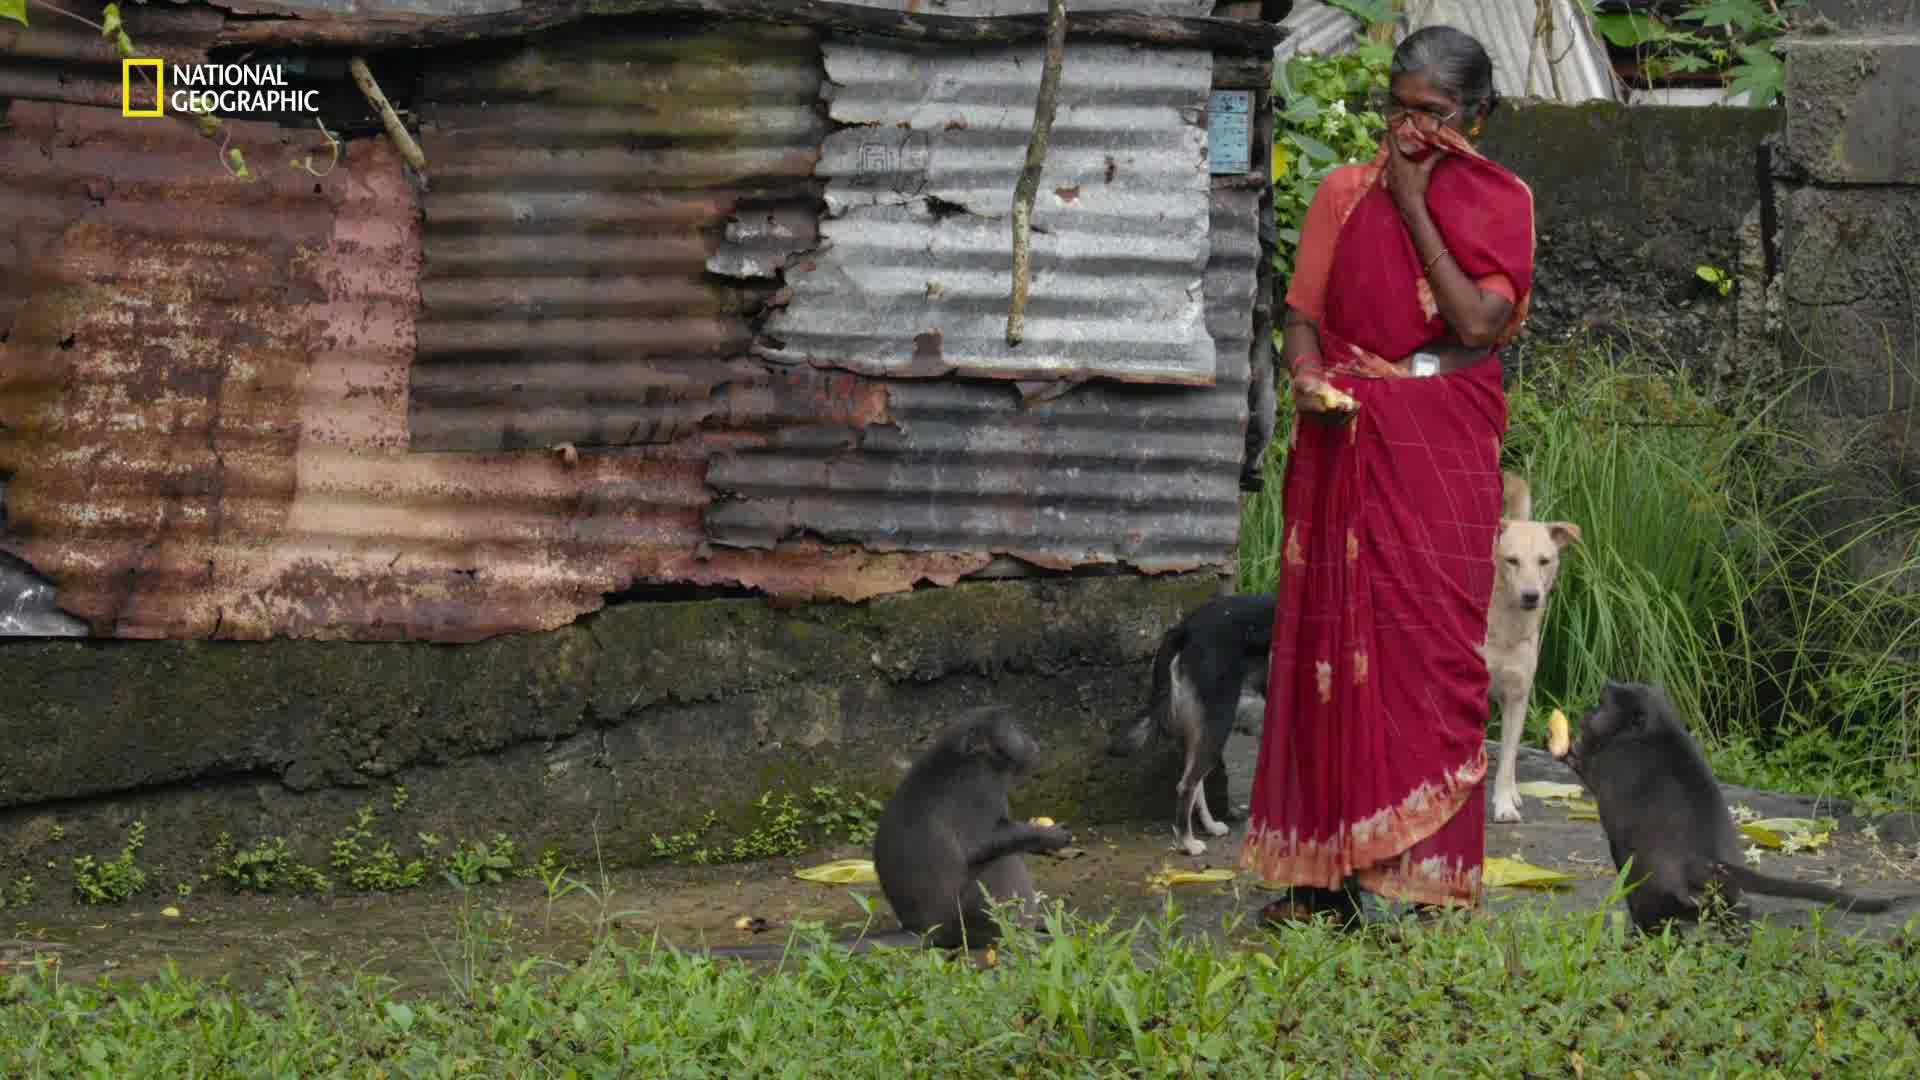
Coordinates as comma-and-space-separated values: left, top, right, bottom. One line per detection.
1548, 522, 1582, 549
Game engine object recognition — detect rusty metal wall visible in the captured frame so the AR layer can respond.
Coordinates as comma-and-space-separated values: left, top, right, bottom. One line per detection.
2, 9, 1271, 642
409, 24, 834, 452
0, 2, 221, 111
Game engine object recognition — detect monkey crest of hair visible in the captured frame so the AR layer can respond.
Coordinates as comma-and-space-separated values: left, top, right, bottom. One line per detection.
1390, 24, 1499, 121
871, 706, 1073, 950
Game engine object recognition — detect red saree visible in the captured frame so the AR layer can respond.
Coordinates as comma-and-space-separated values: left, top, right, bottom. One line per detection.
1238, 128, 1536, 907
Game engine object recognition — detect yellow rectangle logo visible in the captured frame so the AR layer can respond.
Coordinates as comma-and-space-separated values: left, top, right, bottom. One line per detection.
122, 58, 164, 117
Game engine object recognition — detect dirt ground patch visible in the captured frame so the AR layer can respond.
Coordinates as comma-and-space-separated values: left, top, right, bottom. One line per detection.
7, 733, 1917, 995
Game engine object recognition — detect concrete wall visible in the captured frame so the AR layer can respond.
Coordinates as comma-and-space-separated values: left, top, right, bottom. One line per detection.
1805, 0, 1918, 28
1469, 87, 1915, 591
0, 573, 1219, 886
1773, 33, 1920, 582
1473, 101, 1784, 372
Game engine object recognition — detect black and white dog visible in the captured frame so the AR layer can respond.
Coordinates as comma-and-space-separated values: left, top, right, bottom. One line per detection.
1107, 592, 1275, 855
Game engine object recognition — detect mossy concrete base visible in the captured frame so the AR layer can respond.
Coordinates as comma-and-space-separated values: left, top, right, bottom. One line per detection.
0, 573, 1225, 891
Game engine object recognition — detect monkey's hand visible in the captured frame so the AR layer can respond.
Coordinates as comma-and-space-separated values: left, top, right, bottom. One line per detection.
969, 821, 1074, 867
1032, 823, 1075, 851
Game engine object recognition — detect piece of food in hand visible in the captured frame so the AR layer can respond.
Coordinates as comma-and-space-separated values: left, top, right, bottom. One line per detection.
1029, 816, 1056, 827
1547, 708, 1571, 758
1310, 382, 1357, 413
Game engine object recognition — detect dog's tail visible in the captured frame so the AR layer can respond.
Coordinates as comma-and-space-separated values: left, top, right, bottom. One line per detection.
1502, 472, 1532, 521
1719, 862, 1909, 913
1109, 621, 1184, 756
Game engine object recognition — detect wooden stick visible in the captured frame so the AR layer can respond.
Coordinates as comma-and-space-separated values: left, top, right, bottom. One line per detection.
347, 57, 427, 173
212, 0, 1289, 55
1006, 0, 1067, 348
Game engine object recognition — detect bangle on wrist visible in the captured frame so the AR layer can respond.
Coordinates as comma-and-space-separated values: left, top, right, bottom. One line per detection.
1424, 247, 1450, 274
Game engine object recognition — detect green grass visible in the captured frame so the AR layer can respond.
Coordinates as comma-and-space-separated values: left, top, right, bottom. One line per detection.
1236, 341, 1920, 811
4, 893, 1917, 1076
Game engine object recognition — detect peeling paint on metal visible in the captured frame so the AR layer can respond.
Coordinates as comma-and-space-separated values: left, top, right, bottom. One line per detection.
761, 38, 1219, 386
707, 187, 1261, 573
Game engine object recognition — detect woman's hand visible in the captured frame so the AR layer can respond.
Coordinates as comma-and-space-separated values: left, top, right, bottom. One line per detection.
1384, 129, 1444, 223
1291, 370, 1357, 425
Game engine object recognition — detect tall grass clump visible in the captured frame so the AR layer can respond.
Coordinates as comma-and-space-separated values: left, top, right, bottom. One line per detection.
1236, 340, 1920, 810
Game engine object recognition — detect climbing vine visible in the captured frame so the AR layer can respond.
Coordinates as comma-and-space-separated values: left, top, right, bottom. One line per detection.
3, 0, 344, 179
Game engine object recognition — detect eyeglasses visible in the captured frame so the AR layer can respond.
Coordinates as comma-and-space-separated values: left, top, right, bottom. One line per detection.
1367, 89, 1456, 131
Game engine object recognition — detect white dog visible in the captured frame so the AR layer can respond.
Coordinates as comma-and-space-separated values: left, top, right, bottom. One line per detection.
1485, 473, 1581, 824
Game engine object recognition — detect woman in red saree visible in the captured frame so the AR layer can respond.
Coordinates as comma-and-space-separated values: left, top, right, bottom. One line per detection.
1239, 26, 1536, 923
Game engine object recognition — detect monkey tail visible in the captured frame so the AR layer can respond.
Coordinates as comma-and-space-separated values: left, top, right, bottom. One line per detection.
1720, 863, 1901, 913
1110, 621, 1183, 756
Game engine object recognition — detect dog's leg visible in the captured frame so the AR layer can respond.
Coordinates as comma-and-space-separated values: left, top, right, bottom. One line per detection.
1490, 678, 1527, 824
1204, 755, 1243, 825
1195, 750, 1231, 838
1172, 745, 1214, 856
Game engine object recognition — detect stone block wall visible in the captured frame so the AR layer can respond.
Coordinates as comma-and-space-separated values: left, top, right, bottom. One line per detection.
1773, 33, 1920, 581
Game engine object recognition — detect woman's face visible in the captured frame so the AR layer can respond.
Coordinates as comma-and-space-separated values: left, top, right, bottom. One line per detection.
1382, 71, 1466, 157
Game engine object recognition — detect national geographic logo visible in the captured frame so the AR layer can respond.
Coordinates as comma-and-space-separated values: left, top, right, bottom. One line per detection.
121, 59, 321, 119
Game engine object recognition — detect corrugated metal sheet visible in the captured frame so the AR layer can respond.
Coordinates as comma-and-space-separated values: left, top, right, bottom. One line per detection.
0, 2, 222, 110
1402, 0, 1620, 104
1, 15, 1267, 641
1277, 0, 1623, 105
0, 94, 982, 641
409, 25, 833, 452
761, 39, 1218, 386
1273, 0, 1364, 59
708, 187, 1259, 570
1, 551, 88, 636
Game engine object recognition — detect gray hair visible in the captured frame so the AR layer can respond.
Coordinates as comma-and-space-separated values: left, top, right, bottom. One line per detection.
1390, 25, 1498, 122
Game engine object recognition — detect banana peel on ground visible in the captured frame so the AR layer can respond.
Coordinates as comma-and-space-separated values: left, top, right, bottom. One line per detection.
793, 858, 879, 885
1515, 777, 1599, 821
1483, 855, 1578, 890
1738, 818, 1834, 852
1146, 866, 1237, 890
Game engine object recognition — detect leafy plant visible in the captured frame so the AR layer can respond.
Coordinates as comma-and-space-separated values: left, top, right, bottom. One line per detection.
1270, 39, 1393, 277
329, 805, 430, 892
212, 834, 331, 895
442, 834, 517, 886
4, 874, 36, 908
71, 821, 148, 905
1697, 263, 1733, 296
807, 784, 885, 846
1584, 0, 1805, 107
645, 785, 886, 866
